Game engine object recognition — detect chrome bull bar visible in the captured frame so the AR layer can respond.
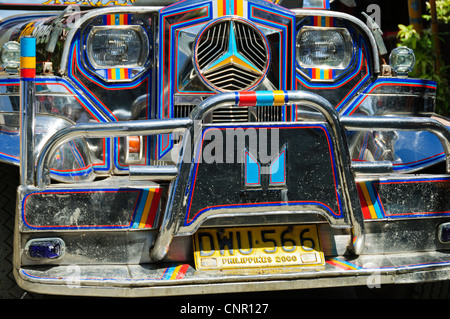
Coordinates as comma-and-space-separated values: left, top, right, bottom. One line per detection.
29, 90, 450, 263
151, 91, 367, 260
31, 91, 367, 260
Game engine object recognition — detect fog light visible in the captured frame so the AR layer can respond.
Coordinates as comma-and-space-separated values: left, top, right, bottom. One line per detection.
438, 223, 450, 243
389, 46, 415, 75
1, 41, 20, 73
25, 238, 65, 259
125, 135, 143, 163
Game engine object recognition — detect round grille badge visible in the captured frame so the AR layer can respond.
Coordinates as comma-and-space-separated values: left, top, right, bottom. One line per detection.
194, 18, 270, 92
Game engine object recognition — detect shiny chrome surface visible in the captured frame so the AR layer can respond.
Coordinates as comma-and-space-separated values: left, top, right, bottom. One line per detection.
151, 90, 366, 261
15, 249, 450, 297
6, 2, 450, 298
341, 116, 450, 173
35, 118, 193, 187
19, 69, 35, 186
129, 165, 178, 181
59, 6, 162, 75
292, 9, 381, 73
194, 18, 269, 92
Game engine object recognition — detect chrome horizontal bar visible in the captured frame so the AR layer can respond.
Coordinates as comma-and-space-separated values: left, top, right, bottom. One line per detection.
129, 165, 178, 181
341, 116, 450, 173
36, 118, 192, 188
351, 161, 393, 174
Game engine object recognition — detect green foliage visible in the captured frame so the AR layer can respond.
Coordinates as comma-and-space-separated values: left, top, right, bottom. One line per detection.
423, 0, 450, 23
397, 1, 450, 116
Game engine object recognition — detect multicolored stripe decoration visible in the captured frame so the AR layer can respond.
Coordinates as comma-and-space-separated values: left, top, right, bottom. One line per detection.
236, 90, 288, 107
20, 37, 36, 79
326, 257, 364, 270
106, 68, 132, 81
103, 13, 131, 26
103, 14, 132, 81
310, 68, 334, 81
216, 0, 244, 16
132, 188, 162, 229
357, 181, 385, 219
161, 264, 190, 280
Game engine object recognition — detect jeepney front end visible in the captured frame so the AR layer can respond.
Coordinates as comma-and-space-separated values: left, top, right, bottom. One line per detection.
1, 0, 450, 297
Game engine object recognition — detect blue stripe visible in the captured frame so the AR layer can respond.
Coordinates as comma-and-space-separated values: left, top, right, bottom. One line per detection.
132, 189, 148, 228
20, 37, 36, 57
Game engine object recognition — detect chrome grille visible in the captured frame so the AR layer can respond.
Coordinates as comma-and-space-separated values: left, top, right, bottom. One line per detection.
195, 18, 269, 92
212, 106, 249, 123
174, 104, 196, 118
256, 105, 284, 122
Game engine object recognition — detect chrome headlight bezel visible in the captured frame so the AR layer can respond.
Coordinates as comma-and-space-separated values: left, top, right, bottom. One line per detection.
296, 26, 354, 71
86, 25, 150, 70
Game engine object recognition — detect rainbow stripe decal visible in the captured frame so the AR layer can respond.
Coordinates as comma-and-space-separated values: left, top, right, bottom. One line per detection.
310, 68, 334, 81
357, 181, 384, 219
132, 188, 162, 229
161, 264, 190, 280
326, 258, 364, 270
216, 0, 244, 16
106, 68, 132, 81
20, 37, 36, 79
103, 13, 131, 25
236, 91, 288, 107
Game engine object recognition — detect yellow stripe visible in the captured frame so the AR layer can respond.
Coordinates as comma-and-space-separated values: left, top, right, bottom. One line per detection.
119, 14, 125, 25
273, 90, 285, 106
236, 0, 244, 16
208, 56, 260, 74
359, 182, 378, 219
20, 56, 35, 69
170, 265, 183, 280
217, 0, 224, 16
119, 68, 125, 79
139, 190, 155, 228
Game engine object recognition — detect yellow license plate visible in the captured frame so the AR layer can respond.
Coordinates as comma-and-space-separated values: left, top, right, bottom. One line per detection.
193, 225, 324, 270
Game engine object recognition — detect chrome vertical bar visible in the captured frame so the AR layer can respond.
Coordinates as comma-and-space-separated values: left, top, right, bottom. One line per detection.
19, 37, 36, 186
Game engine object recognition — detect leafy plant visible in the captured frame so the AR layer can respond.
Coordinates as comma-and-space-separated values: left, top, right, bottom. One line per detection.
397, 1, 450, 116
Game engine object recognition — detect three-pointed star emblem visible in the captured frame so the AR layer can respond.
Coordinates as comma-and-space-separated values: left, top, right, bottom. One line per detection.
202, 21, 263, 76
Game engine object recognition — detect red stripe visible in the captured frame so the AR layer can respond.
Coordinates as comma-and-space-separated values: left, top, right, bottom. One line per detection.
222, 0, 227, 15
20, 68, 35, 78
145, 188, 162, 227
357, 184, 372, 219
238, 91, 257, 107
175, 264, 190, 279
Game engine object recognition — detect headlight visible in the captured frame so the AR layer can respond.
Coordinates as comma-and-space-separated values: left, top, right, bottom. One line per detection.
86, 26, 149, 69
296, 27, 353, 70
1, 41, 20, 72
389, 46, 415, 75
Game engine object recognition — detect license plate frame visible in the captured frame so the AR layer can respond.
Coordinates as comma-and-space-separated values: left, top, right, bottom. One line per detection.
193, 225, 324, 270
